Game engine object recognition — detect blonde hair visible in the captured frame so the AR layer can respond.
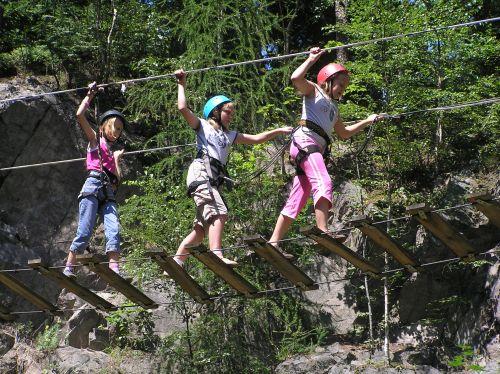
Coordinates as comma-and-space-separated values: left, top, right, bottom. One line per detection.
100, 116, 122, 133
207, 102, 232, 131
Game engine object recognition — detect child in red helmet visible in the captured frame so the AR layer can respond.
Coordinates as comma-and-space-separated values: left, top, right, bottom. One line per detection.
268, 47, 387, 255
171, 69, 293, 269
63, 82, 126, 277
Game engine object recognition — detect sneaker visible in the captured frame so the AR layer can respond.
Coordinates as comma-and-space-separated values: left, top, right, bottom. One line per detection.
268, 243, 295, 261
221, 257, 238, 267
63, 268, 76, 279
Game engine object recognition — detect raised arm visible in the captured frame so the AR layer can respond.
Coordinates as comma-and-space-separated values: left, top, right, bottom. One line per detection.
291, 47, 325, 96
76, 82, 100, 147
235, 127, 293, 145
334, 113, 388, 140
175, 69, 200, 130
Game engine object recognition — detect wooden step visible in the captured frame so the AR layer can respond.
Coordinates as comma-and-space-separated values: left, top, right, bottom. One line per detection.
28, 259, 116, 312
77, 254, 158, 309
300, 226, 381, 278
188, 245, 260, 298
146, 250, 212, 304
0, 304, 17, 321
467, 192, 500, 229
350, 215, 419, 273
406, 203, 476, 259
244, 235, 318, 291
0, 272, 61, 315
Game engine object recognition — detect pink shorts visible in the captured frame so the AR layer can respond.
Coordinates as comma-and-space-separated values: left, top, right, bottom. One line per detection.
281, 136, 332, 219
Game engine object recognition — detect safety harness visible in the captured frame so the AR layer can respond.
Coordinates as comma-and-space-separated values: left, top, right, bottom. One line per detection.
292, 119, 332, 175
187, 150, 233, 197
89, 132, 118, 205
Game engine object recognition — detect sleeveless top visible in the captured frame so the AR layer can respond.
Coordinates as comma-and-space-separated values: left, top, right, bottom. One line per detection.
86, 137, 117, 176
294, 84, 339, 150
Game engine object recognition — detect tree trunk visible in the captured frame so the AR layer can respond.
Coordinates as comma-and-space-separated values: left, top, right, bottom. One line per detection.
334, 0, 348, 63
434, 37, 443, 173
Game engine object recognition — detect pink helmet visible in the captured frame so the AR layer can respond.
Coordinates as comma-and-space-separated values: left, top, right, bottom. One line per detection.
317, 63, 349, 85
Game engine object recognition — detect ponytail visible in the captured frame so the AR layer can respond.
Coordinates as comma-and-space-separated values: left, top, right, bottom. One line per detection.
207, 105, 227, 131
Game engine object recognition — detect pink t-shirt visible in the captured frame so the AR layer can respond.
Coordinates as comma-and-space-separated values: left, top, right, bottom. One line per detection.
86, 137, 117, 176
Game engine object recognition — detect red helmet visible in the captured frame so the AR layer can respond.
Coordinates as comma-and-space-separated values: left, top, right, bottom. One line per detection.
317, 63, 349, 85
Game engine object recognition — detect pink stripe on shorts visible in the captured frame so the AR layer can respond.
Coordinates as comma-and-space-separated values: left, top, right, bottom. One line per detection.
281, 135, 333, 219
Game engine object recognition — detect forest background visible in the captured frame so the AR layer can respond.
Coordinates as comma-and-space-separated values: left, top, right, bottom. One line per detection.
0, 0, 499, 372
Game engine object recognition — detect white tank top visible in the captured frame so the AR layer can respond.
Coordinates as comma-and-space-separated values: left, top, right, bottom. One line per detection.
296, 84, 339, 148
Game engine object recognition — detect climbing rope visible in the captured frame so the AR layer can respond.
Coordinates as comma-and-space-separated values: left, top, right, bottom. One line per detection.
0, 143, 196, 172
1, 97, 498, 173
0, 17, 498, 105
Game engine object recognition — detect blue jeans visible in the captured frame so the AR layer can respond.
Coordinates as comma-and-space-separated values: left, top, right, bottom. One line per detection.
69, 177, 120, 254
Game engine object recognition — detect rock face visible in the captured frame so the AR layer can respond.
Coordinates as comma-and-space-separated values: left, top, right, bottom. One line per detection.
65, 308, 106, 349
54, 347, 112, 373
0, 78, 86, 322
52, 346, 159, 374
275, 343, 443, 374
0, 331, 14, 356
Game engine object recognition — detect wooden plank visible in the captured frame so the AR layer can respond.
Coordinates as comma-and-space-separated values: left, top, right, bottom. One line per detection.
0, 272, 61, 315
244, 235, 318, 291
467, 192, 493, 202
406, 203, 476, 259
467, 193, 500, 229
188, 245, 260, 298
146, 250, 212, 304
77, 254, 158, 309
350, 215, 419, 273
28, 259, 116, 312
300, 226, 381, 277
0, 304, 17, 321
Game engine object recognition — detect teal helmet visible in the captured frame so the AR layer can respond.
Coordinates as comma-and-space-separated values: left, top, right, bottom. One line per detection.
203, 95, 232, 119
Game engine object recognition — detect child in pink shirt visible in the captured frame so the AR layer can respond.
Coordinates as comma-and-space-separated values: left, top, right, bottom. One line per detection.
63, 82, 126, 277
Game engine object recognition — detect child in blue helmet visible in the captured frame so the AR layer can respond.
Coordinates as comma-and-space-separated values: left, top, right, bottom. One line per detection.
63, 82, 126, 277
171, 69, 293, 267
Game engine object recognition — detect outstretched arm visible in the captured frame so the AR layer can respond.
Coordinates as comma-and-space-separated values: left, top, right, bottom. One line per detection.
113, 149, 124, 180
175, 69, 200, 130
76, 82, 100, 147
291, 47, 324, 96
235, 127, 293, 145
334, 114, 388, 140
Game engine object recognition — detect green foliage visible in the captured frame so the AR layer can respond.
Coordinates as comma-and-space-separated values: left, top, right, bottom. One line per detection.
273, 301, 328, 361
8, 45, 56, 74
156, 294, 327, 373
448, 344, 485, 372
106, 307, 159, 351
35, 323, 60, 352
0, 52, 16, 77
13, 321, 33, 343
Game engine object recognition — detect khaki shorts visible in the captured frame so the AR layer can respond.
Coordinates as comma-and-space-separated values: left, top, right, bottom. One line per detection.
192, 183, 228, 229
